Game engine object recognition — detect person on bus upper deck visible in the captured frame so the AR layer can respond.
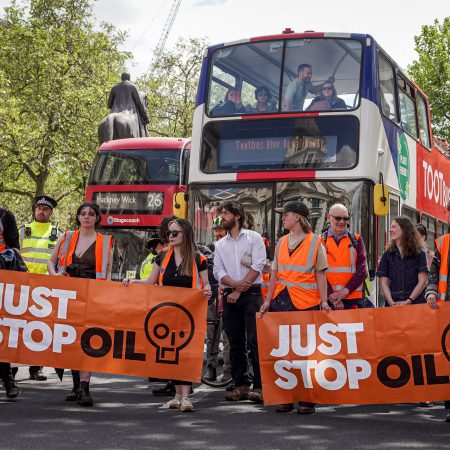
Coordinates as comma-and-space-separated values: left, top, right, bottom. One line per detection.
210, 88, 247, 116
247, 86, 276, 113
306, 82, 347, 111
282, 64, 334, 111
424, 201, 450, 422
323, 204, 368, 310
376, 216, 428, 307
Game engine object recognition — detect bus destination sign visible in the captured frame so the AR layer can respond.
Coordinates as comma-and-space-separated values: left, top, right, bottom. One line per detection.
93, 192, 164, 215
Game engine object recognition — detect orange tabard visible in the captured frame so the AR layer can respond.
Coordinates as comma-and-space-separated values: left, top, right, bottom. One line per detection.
272, 233, 322, 309
57, 231, 113, 280
436, 234, 450, 302
325, 233, 363, 300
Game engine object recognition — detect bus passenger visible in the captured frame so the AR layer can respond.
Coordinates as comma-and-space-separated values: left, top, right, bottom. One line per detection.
306, 82, 347, 111
123, 218, 212, 412
282, 64, 333, 111
260, 201, 330, 414
247, 86, 276, 113
48, 202, 113, 407
376, 217, 428, 307
211, 88, 246, 116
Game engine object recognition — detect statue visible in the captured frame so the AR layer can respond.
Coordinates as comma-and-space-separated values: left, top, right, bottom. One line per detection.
98, 73, 150, 145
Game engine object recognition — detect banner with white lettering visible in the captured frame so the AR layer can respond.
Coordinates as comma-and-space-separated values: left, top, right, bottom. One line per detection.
0, 270, 207, 381
257, 304, 450, 405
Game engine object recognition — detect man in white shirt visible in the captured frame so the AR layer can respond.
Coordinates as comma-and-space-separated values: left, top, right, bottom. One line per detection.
213, 201, 266, 403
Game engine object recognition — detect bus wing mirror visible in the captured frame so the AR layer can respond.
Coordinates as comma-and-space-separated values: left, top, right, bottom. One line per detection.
374, 184, 389, 216
173, 190, 188, 219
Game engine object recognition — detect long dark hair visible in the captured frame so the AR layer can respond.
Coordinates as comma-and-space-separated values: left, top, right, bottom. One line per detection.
168, 218, 195, 277
386, 216, 420, 257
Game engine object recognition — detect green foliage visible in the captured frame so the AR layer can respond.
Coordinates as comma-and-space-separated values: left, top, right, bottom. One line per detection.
408, 17, 450, 140
0, 0, 129, 227
138, 37, 206, 138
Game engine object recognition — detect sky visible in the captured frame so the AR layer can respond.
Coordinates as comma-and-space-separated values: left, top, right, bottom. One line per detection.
0, 0, 449, 77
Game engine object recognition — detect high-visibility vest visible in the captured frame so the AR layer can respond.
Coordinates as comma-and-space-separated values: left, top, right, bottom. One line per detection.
435, 234, 450, 302
272, 233, 322, 310
324, 233, 363, 300
262, 272, 270, 298
57, 230, 113, 280
140, 252, 156, 279
19, 221, 61, 274
158, 247, 206, 289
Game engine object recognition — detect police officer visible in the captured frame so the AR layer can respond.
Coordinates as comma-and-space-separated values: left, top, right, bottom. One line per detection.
18, 195, 62, 381
139, 233, 163, 280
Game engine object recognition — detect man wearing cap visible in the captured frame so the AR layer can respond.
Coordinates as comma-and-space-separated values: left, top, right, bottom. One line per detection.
260, 200, 330, 414
18, 195, 62, 381
323, 203, 368, 310
213, 201, 266, 403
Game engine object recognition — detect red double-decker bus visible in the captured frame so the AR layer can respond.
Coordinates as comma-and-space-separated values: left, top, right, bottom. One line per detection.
85, 137, 189, 280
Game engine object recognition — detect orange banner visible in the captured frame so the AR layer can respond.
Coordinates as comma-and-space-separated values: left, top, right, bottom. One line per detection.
0, 270, 207, 381
257, 304, 450, 405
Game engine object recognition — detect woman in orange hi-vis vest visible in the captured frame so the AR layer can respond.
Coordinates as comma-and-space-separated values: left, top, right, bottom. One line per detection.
260, 200, 330, 415
123, 218, 211, 412
48, 202, 113, 407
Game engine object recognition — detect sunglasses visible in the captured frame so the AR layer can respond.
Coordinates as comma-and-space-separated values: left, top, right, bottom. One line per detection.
330, 215, 350, 222
322, 86, 333, 91
168, 230, 182, 237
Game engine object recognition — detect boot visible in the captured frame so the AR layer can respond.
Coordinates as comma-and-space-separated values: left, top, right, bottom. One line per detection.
65, 371, 80, 401
77, 381, 93, 407
152, 381, 175, 397
204, 367, 217, 381
29, 366, 47, 381
3, 373, 20, 399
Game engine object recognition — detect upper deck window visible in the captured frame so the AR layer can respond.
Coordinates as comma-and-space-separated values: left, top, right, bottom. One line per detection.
207, 38, 362, 117
89, 149, 180, 185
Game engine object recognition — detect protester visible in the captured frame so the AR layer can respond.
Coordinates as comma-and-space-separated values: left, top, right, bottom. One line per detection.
0, 205, 21, 399
416, 223, 434, 267
213, 201, 266, 403
425, 202, 450, 422
18, 195, 62, 381
48, 202, 113, 406
260, 200, 330, 413
323, 203, 368, 310
123, 218, 211, 412
376, 217, 428, 306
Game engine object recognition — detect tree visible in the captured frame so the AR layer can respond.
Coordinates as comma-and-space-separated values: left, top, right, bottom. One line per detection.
408, 17, 450, 140
0, 0, 130, 227
138, 37, 205, 138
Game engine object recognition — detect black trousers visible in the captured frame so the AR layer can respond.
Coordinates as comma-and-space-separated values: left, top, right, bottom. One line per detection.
222, 286, 262, 389
0, 362, 11, 380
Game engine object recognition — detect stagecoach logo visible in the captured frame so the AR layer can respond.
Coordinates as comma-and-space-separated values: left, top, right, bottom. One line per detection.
397, 133, 410, 200
106, 216, 141, 225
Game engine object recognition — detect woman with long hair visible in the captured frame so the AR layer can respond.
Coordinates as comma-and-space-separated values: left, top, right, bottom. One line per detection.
48, 202, 113, 406
123, 218, 211, 411
376, 217, 428, 306
307, 82, 346, 111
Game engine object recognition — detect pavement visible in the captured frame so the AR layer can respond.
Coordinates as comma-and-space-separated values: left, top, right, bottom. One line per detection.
1, 367, 449, 450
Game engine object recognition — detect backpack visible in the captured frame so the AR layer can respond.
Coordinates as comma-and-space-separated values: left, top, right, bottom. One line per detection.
196, 242, 217, 288
0, 249, 29, 272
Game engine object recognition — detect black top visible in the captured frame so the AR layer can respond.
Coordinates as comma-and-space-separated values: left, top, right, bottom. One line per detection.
0, 208, 20, 249
71, 241, 96, 279
155, 251, 207, 288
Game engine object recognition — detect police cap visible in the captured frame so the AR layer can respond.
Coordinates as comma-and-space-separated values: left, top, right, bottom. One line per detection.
34, 195, 57, 210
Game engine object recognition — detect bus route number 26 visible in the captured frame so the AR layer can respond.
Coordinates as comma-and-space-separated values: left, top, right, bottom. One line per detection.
147, 193, 163, 208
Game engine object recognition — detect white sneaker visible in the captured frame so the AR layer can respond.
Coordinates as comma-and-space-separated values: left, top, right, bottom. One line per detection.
165, 394, 182, 409
180, 396, 194, 412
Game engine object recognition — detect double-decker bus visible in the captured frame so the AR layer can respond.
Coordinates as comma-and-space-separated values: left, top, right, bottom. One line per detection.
188, 29, 450, 304
85, 137, 189, 280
